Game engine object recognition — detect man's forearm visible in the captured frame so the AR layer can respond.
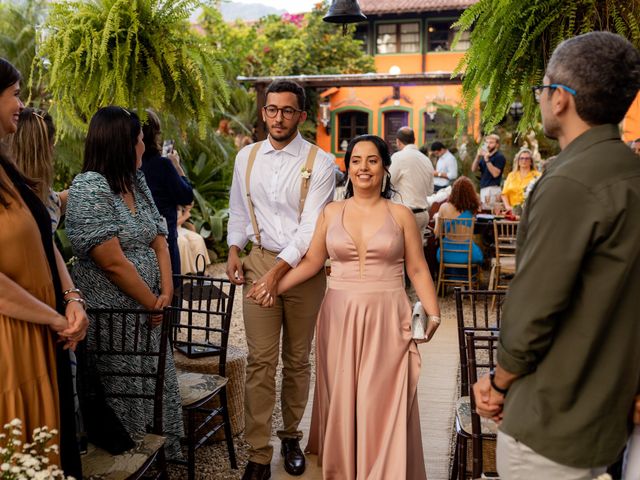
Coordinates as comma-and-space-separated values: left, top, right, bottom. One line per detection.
269, 258, 292, 281
471, 156, 481, 172
486, 161, 502, 178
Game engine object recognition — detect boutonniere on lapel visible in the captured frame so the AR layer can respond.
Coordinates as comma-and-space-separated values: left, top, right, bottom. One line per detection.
300, 167, 312, 187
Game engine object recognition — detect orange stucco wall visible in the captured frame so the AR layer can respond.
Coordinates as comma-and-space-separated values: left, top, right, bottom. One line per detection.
374, 54, 423, 75
317, 82, 472, 170
622, 92, 640, 142
317, 50, 471, 169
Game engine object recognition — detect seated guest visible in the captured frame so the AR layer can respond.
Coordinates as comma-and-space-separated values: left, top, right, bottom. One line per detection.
177, 204, 211, 274
430, 141, 458, 192
501, 148, 540, 211
435, 177, 483, 265
66, 106, 184, 460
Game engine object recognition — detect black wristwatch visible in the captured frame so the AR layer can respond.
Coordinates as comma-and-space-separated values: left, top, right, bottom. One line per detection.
490, 369, 509, 395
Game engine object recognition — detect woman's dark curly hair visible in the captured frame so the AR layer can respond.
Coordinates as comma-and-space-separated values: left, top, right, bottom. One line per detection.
448, 177, 480, 213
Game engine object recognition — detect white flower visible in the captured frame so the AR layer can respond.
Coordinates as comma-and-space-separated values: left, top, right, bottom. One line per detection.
1, 463, 10, 471
300, 167, 312, 180
9, 419, 22, 428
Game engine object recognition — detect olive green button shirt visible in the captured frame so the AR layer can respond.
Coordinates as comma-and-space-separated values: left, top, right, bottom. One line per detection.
498, 124, 640, 468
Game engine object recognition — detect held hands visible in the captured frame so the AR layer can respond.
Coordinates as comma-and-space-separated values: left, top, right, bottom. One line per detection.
61, 301, 89, 350
473, 375, 505, 424
49, 301, 89, 351
245, 272, 278, 308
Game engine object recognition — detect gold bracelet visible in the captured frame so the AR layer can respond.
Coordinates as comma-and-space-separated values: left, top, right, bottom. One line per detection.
64, 297, 86, 309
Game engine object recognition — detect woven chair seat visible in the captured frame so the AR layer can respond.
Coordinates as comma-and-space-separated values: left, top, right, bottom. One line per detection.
177, 370, 228, 407
456, 396, 498, 436
83, 433, 165, 480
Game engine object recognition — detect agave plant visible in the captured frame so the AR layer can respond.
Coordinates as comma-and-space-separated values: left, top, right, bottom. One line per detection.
177, 128, 235, 244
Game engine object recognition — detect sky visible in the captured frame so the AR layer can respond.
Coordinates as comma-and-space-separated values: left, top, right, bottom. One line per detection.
231, 0, 321, 13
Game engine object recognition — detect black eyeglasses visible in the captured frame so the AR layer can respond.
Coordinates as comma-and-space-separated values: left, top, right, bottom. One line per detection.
531, 84, 577, 103
263, 105, 302, 120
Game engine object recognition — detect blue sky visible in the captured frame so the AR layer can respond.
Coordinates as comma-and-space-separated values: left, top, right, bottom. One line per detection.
231, 0, 321, 13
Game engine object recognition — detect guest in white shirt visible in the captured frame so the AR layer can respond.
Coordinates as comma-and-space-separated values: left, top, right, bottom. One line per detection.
225, 80, 335, 480
430, 141, 458, 192
389, 127, 434, 238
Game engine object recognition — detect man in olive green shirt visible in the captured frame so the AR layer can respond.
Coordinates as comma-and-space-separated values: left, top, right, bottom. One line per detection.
473, 32, 640, 479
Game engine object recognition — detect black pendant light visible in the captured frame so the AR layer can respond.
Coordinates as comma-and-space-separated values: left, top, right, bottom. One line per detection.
323, 0, 367, 25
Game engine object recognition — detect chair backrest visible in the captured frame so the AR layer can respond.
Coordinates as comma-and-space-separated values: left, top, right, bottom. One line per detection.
439, 217, 475, 266
465, 332, 500, 477
454, 287, 505, 396
84, 308, 171, 434
170, 274, 236, 377
493, 220, 518, 261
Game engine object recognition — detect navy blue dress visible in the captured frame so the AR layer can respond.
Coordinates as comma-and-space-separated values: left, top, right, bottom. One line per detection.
140, 153, 193, 283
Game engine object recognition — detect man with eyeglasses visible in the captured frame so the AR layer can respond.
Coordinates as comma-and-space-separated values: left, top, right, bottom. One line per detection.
226, 80, 335, 480
473, 32, 640, 480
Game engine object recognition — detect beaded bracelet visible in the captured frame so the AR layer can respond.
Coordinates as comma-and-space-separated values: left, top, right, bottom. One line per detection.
64, 297, 86, 309
428, 315, 441, 325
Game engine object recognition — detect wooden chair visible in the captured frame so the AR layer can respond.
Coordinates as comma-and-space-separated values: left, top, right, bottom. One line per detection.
466, 333, 501, 479
451, 288, 505, 480
488, 220, 519, 291
81, 308, 171, 480
436, 217, 480, 296
169, 274, 238, 480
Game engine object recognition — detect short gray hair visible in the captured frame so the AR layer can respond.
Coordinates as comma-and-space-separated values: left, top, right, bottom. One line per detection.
547, 31, 640, 125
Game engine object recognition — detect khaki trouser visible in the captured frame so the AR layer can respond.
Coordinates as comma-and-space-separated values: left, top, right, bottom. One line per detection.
497, 431, 607, 480
242, 247, 326, 464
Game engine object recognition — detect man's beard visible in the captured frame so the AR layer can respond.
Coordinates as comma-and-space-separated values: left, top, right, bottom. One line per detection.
269, 123, 298, 143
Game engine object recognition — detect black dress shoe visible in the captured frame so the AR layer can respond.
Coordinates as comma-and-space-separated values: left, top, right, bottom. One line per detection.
241, 461, 271, 480
281, 438, 306, 476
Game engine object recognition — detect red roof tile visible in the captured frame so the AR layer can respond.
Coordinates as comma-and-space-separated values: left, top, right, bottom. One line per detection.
359, 0, 478, 15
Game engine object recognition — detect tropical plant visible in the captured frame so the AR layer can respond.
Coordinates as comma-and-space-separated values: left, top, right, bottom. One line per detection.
33, 0, 229, 137
454, 0, 640, 133
176, 125, 235, 244
0, 0, 48, 104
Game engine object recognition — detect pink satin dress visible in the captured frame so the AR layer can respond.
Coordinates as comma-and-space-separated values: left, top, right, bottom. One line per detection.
307, 201, 427, 480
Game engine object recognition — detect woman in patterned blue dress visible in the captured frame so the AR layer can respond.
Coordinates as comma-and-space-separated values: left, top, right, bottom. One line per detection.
66, 106, 184, 459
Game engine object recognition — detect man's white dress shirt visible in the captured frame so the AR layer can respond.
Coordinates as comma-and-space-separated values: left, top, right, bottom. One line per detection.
433, 150, 458, 188
389, 143, 434, 210
227, 133, 335, 267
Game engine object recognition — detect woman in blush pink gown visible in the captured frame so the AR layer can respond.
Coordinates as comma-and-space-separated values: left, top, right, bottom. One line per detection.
248, 134, 440, 479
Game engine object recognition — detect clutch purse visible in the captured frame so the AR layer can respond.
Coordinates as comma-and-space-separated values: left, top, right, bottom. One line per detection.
412, 302, 428, 339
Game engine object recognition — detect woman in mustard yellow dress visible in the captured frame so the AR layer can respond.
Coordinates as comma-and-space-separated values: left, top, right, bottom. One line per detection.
0, 58, 87, 477
500, 148, 540, 211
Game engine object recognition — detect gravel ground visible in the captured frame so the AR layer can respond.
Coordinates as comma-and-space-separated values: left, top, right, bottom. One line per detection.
167, 262, 456, 480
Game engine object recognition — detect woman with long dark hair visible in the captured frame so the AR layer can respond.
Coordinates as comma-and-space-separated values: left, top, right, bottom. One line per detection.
248, 134, 440, 479
0, 58, 86, 478
65, 106, 184, 459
